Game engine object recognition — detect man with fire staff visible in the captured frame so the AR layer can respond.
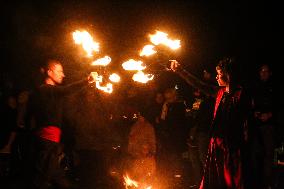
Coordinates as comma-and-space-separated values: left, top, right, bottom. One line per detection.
27, 59, 97, 189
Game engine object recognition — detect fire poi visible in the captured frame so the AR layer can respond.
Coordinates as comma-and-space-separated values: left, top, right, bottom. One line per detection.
72, 29, 182, 188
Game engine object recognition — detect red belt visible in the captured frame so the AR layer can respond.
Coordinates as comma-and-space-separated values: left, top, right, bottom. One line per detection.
37, 126, 61, 143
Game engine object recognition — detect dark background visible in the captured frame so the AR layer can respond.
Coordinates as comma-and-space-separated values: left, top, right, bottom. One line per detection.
0, 0, 272, 92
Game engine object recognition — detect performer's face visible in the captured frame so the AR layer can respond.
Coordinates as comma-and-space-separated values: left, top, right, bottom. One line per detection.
216, 68, 228, 87
48, 63, 65, 84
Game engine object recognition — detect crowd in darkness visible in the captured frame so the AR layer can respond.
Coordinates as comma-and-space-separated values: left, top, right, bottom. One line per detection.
0, 1, 279, 188
0, 57, 281, 189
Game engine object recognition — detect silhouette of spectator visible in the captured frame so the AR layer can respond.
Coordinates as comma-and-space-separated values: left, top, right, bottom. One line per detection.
187, 87, 215, 187
0, 93, 17, 178
250, 64, 274, 188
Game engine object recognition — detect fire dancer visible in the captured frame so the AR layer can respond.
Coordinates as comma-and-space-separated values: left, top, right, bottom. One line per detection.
28, 59, 96, 189
171, 57, 252, 189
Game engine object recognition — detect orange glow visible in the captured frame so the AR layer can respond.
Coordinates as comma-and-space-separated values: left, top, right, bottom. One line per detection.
109, 73, 121, 82
149, 31, 180, 50
91, 73, 113, 93
72, 30, 99, 57
140, 45, 157, 57
122, 59, 146, 71
132, 71, 154, 83
149, 31, 168, 45
123, 174, 139, 188
165, 39, 181, 50
96, 82, 113, 93
123, 174, 152, 189
91, 56, 111, 66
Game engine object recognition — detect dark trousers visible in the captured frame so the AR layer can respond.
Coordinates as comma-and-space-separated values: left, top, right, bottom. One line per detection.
29, 137, 69, 189
251, 124, 274, 188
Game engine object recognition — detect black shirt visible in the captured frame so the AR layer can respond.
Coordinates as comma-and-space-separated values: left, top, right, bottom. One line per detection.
31, 79, 88, 130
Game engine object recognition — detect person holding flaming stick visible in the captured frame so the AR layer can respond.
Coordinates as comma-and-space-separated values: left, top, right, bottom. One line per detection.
170, 57, 252, 189
27, 59, 97, 189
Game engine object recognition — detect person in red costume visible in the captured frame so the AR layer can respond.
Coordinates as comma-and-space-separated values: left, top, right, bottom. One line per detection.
171, 57, 252, 189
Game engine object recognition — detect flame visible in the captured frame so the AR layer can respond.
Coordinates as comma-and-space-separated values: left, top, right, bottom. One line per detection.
89, 72, 99, 84
140, 45, 157, 56
123, 174, 139, 188
166, 39, 181, 50
96, 82, 113, 93
122, 59, 146, 71
149, 31, 180, 50
95, 74, 103, 82
132, 71, 154, 83
123, 174, 153, 189
72, 30, 99, 57
91, 56, 111, 66
149, 31, 169, 45
109, 73, 120, 82
91, 73, 113, 93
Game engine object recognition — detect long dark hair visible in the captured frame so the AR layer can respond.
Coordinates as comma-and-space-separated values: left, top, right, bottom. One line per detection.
216, 56, 240, 91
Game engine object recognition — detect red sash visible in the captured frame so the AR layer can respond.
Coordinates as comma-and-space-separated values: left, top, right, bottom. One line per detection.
37, 126, 61, 143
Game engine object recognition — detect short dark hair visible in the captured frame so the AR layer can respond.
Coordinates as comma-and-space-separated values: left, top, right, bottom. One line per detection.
40, 59, 62, 76
46, 59, 61, 70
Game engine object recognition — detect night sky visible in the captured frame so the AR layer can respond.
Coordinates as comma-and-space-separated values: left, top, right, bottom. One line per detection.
0, 0, 269, 91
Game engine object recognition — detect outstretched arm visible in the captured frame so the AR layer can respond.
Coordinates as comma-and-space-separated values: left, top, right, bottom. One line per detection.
49, 72, 99, 95
170, 60, 218, 97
